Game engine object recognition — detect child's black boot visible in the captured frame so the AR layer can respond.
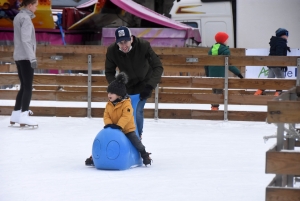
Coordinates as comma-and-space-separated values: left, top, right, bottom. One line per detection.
85, 156, 94, 166
141, 151, 152, 166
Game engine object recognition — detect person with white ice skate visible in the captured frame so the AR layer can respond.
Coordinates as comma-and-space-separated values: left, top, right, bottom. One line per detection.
10, 0, 38, 127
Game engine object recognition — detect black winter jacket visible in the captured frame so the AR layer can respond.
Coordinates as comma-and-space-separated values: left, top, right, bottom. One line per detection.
268, 36, 289, 68
105, 36, 163, 95
269, 36, 289, 56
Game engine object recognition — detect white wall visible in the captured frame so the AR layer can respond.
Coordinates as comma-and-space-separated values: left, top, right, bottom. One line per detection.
236, 0, 300, 48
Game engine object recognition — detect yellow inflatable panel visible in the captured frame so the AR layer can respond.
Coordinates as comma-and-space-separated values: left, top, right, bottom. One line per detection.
0, 0, 55, 29
68, 0, 106, 30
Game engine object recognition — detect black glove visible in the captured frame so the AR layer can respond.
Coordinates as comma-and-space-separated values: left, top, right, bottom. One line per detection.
140, 84, 153, 100
281, 67, 288, 72
30, 59, 38, 69
104, 124, 121, 129
237, 73, 244, 79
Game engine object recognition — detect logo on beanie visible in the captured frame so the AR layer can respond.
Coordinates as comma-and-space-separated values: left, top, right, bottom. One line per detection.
118, 30, 126, 37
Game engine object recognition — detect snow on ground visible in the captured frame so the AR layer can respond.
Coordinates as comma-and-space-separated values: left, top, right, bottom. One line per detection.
0, 113, 278, 201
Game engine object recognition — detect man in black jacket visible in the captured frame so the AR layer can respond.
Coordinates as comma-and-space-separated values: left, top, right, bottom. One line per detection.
105, 26, 163, 138
254, 28, 290, 96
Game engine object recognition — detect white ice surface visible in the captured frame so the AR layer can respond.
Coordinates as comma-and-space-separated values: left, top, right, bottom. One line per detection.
0, 113, 280, 201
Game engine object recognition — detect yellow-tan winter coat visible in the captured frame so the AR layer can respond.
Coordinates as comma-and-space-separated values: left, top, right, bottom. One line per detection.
103, 98, 135, 134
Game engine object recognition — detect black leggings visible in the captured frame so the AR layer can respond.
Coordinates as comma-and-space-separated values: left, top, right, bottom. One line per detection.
14, 60, 34, 112
211, 88, 223, 107
126, 131, 145, 153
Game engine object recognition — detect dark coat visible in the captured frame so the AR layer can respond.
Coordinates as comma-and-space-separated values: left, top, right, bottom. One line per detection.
205, 43, 241, 77
268, 36, 290, 69
269, 36, 289, 56
105, 36, 163, 95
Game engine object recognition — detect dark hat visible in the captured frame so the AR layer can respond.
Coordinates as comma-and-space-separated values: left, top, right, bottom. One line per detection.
276, 28, 289, 37
107, 72, 128, 97
215, 32, 229, 44
115, 26, 132, 43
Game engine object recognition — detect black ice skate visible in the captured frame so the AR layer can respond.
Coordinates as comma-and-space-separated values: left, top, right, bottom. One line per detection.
85, 156, 94, 166
141, 152, 152, 166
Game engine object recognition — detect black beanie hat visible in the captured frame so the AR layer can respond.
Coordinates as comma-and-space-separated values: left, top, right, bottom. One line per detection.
107, 72, 128, 97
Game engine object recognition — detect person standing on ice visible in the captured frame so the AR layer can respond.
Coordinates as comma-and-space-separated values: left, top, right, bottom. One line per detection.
204, 32, 243, 111
10, 0, 38, 127
105, 26, 163, 139
254, 28, 291, 96
85, 72, 152, 166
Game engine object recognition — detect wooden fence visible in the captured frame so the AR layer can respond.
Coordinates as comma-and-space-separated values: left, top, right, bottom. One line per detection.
1, 45, 300, 200
0, 45, 246, 76
265, 86, 300, 201
0, 45, 299, 122
0, 73, 297, 121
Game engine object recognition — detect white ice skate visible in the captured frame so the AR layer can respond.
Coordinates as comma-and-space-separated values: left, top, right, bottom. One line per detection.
19, 110, 38, 128
10, 110, 21, 126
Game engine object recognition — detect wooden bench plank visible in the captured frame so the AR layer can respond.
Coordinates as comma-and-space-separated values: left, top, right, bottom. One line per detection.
159, 76, 192, 87
267, 101, 300, 123
192, 93, 271, 105
0, 64, 17, 72
33, 85, 108, 91
0, 74, 109, 86
159, 55, 299, 66
0, 74, 20, 85
153, 47, 246, 56
0, 52, 13, 61
266, 148, 300, 175
1, 74, 295, 90
0, 90, 273, 105
1, 54, 298, 70
266, 186, 300, 201
191, 77, 295, 90
0, 106, 267, 121
0, 45, 244, 55
31, 85, 278, 95
192, 110, 266, 121
1, 45, 298, 66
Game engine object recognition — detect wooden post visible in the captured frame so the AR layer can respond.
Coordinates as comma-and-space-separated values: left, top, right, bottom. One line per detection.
87, 55, 92, 118
275, 123, 284, 186
154, 84, 159, 120
297, 58, 300, 86
287, 123, 296, 187
224, 57, 229, 121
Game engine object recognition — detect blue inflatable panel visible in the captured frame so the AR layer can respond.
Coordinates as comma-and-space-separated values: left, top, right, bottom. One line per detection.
92, 94, 142, 170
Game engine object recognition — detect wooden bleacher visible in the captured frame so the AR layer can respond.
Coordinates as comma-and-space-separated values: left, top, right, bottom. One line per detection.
0, 74, 296, 120
0, 45, 298, 121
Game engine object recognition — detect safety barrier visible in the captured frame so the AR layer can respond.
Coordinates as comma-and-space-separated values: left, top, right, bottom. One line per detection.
264, 86, 300, 200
